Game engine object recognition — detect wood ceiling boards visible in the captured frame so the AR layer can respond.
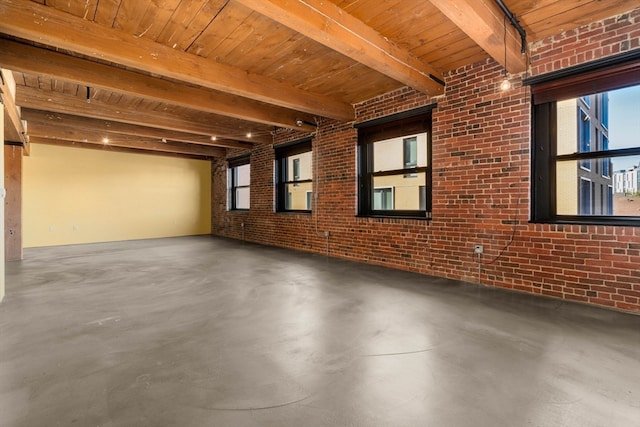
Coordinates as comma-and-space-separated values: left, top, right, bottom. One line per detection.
0, 0, 637, 159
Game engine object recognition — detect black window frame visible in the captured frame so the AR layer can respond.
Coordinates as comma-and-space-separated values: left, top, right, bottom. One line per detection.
228, 154, 251, 211
527, 50, 640, 226
275, 138, 313, 213
356, 105, 434, 219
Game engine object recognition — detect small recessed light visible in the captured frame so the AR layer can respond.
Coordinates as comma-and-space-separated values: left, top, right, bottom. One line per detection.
210, 136, 217, 141
102, 137, 109, 144
246, 132, 252, 138
161, 138, 167, 143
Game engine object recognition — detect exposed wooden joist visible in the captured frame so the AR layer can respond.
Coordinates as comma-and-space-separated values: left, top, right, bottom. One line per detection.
31, 137, 217, 161
428, 0, 526, 74
234, 0, 445, 95
0, 69, 29, 154
21, 109, 253, 150
28, 133, 225, 158
0, 0, 354, 121
0, 39, 317, 133
16, 86, 273, 144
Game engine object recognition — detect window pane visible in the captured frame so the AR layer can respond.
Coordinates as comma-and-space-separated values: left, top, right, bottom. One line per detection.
608, 85, 640, 150
228, 162, 250, 210
373, 172, 426, 210
557, 156, 640, 216
558, 86, 640, 156
579, 108, 591, 153
284, 182, 312, 210
234, 164, 250, 187
373, 133, 427, 172
286, 151, 312, 181
235, 187, 250, 210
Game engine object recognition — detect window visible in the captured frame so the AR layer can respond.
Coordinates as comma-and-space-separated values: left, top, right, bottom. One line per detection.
403, 137, 418, 178
275, 138, 312, 212
306, 191, 313, 210
529, 51, 640, 225
373, 187, 394, 210
601, 92, 609, 129
357, 106, 433, 219
579, 178, 592, 215
228, 155, 250, 210
601, 134, 611, 177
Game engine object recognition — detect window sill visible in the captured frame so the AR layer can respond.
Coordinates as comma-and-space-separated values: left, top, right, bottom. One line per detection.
356, 214, 431, 221
530, 217, 640, 227
275, 210, 312, 215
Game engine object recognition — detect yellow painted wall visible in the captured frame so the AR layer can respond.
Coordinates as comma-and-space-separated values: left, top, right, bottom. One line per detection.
23, 144, 211, 247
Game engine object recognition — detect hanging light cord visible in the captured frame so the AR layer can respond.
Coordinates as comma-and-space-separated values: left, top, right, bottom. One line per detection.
503, 15, 507, 75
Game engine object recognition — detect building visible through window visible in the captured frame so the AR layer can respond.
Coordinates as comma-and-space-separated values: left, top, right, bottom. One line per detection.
530, 54, 640, 224
357, 107, 432, 219
275, 139, 313, 212
228, 156, 250, 210
556, 93, 611, 215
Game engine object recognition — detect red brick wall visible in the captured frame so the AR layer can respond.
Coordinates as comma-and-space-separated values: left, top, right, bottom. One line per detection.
212, 9, 640, 313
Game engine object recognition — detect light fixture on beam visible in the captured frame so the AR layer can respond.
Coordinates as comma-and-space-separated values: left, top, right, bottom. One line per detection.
500, 77, 511, 91
499, 16, 511, 92
296, 118, 316, 128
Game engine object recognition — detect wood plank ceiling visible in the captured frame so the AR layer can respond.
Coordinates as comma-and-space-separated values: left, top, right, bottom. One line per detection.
0, 0, 637, 159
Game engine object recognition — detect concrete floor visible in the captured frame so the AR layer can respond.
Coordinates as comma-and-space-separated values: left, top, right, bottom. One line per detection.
1, 236, 639, 427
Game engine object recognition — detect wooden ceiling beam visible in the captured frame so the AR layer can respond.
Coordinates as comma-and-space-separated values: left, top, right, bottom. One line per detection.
21, 109, 253, 150
0, 39, 317, 133
15, 86, 272, 144
428, 0, 526, 74
0, 69, 29, 154
31, 137, 218, 161
29, 132, 225, 158
234, 0, 445, 96
0, 0, 354, 121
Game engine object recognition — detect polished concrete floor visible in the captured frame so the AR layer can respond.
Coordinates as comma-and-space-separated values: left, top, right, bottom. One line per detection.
1, 236, 639, 427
